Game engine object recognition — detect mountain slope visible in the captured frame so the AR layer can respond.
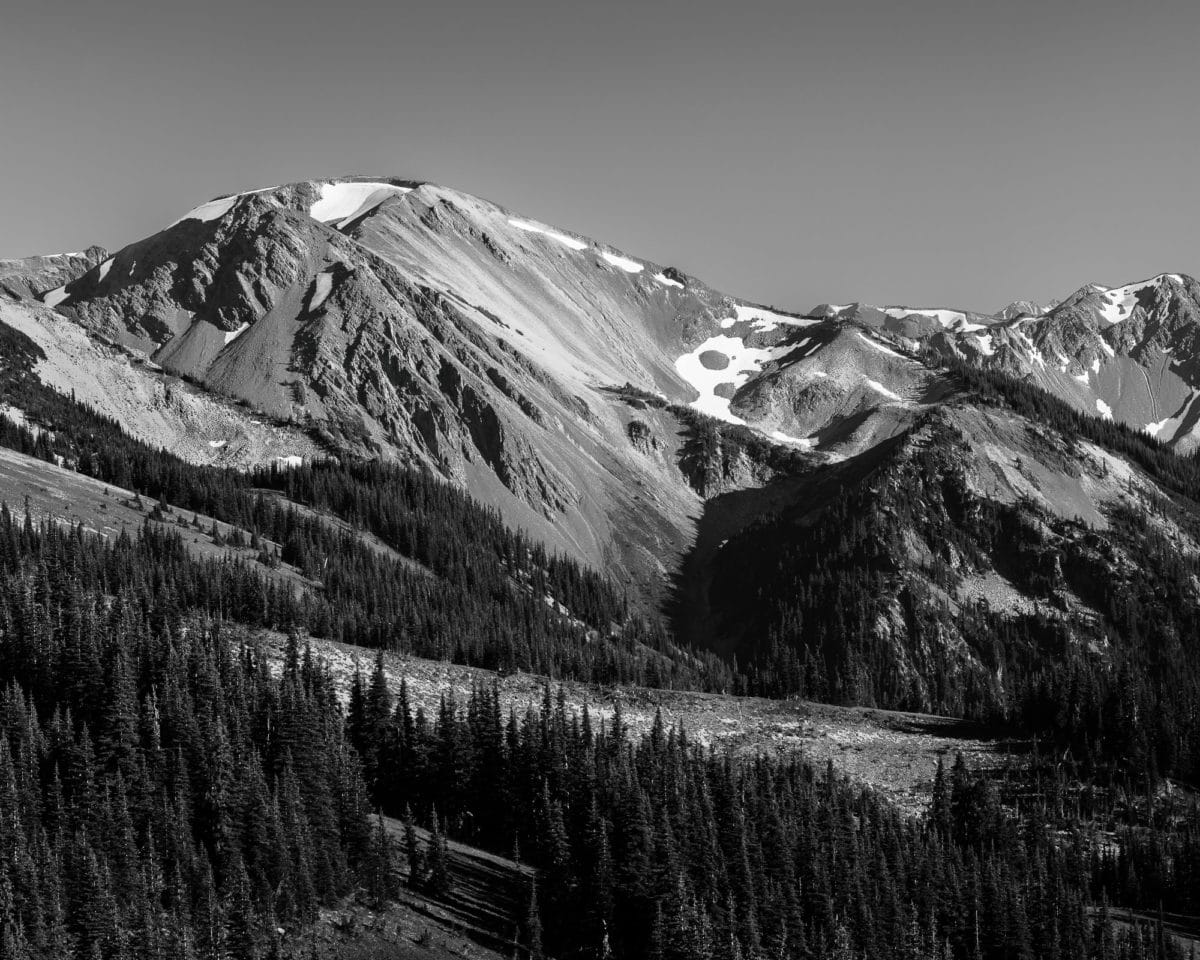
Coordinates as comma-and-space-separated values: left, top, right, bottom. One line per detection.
4, 178, 935, 602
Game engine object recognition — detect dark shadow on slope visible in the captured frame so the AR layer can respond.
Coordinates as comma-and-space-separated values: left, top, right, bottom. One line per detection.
383, 818, 533, 957
668, 431, 910, 660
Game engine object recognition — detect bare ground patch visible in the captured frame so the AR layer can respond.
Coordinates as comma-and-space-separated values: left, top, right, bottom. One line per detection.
267, 634, 1015, 817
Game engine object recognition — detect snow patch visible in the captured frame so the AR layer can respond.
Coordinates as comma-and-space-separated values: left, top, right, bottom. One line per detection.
96, 259, 114, 282
208, 439, 228, 448
953, 317, 988, 333
172, 195, 240, 226
733, 304, 817, 331
770, 431, 815, 449
310, 182, 411, 227
507, 218, 588, 251
223, 322, 250, 346
856, 331, 905, 358
1145, 419, 1170, 437
0, 405, 29, 431
972, 333, 995, 356
1095, 398, 1113, 420
864, 379, 904, 402
168, 185, 279, 228
1010, 325, 1045, 368
42, 286, 69, 308
601, 251, 643, 274
653, 272, 684, 289
307, 271, 335, 312
1091, 357, 1102, 373
1072, 371, 1089, 385
274, 455, 304, 469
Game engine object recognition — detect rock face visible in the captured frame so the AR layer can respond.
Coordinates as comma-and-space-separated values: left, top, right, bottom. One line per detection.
0, 246, 106, 300
994, 298, 1053, 319
825, 274, 1200, 452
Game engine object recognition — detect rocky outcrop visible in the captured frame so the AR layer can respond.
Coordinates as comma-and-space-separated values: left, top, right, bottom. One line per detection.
0, 246, 106, 300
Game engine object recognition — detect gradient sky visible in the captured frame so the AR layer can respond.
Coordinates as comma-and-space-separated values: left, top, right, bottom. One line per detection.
3, 0, 1200, 313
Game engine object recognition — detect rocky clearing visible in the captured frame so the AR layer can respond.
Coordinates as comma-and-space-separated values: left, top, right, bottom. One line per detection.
272, 634, 1015, 817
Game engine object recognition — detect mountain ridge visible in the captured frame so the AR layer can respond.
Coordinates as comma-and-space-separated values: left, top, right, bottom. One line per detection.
8, 175, 1200, 615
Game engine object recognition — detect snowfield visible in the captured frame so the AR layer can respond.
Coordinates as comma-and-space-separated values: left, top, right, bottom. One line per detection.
653, 272, 683, 289
310, 181, 411, 226
675, 334, 791, 424
1094, 275, 1181, 325
1097, 282, 1151, 324
171, 195, 241, 226
168, 185, 279, 228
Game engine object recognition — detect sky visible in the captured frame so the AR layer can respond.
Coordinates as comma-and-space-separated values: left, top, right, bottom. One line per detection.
3, 0, 1200, 313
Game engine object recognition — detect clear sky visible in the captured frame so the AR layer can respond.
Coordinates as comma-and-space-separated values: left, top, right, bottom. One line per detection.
3, 0, 1199, 313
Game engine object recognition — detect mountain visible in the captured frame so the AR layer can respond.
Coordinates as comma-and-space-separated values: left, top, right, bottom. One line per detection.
0, 177, 945, 607
3, 175, 1200, 958
837, 274, 1200, 452
5, 177, 1200, 654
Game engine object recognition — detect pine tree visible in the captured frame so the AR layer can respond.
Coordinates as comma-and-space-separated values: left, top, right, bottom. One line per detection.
426, 814, 452, 898
524, 879, 545, 960
403, 808, 423, 890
